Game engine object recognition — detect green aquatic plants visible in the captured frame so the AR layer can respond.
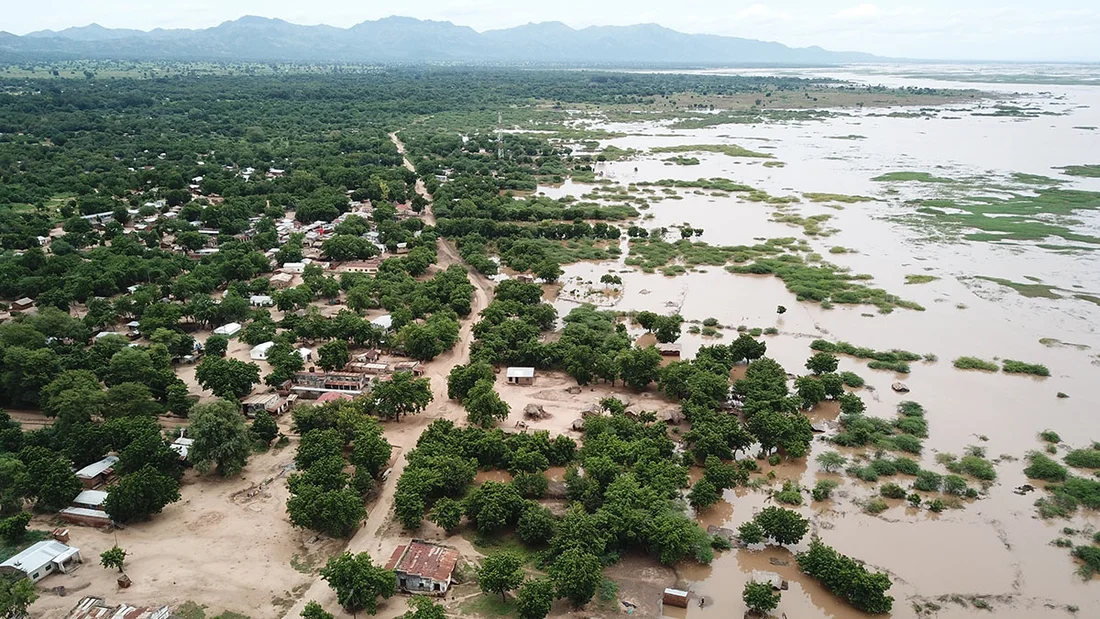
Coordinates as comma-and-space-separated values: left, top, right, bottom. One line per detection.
1024, 452, 1068, 482
873, 171, 954, 183
953, 356, 999, 371
1002, 360, 1051, 377
1064, 447, 1100, 469
797, 538, 894, 614
651, 144, 775, 159
728, 258, 923, 313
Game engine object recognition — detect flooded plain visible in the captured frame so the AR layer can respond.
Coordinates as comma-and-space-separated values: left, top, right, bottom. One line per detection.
539, 65, 1100, 618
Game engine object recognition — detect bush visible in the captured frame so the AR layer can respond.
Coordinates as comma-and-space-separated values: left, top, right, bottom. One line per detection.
948, 455, 996, 481
870, 459, 897, 476
926, 498, 946, 512
839, 371, 865, 388
1039, 430, 1061, 443
796, 538, 893, 614
943, 474, 969, 496
737, 520, 764, 545
888, 434, 923, 455
774, 480, 803, 506
1065, 449, 1100, 469
1073, 545, 1100, 576
893, 457, 920, 475
512, 472, 549, 499
913, 470, 942, 492
847, 465, 878, 483
1024, 452, 1068, 482
865, 498, 888, 514
897, 401, 925, 417
812, 479, 839, 501
953, 356, 998, 371
880, 483, 906, 499
1002, 360, 1050, 376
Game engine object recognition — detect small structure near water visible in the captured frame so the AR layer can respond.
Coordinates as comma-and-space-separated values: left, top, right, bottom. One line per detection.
385, 539, 460, 596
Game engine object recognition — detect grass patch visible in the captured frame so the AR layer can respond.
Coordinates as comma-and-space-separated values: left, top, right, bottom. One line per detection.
652, 144, 774, 159
811, 340, 922, 364
0, 529, 49, 563
975, 276, 1060, 299
908, 189, 1100, 246
953, 356, 999, 371
803, 192, 875, 203
1064, 448, 1100, 469
873, 171, 955, 183
461, 531, 540, 566
175, 602, 207, 619
460, 594, 518, 617
1001, 359, 1050, 377
1058, 165, 1100, 178
729, 258, 922, 312
905, 274, 939, 284
664, 156, 700, 166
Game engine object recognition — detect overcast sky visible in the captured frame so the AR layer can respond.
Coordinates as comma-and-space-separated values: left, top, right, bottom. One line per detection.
6, 1, 1100, 61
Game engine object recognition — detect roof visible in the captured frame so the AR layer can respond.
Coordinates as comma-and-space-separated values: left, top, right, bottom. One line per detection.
75, 456, 118, 480
13, 297, 33, 305
214, 322, 241, 334
59, 507, 111, 521
66, 596, 171, 619
384, 540, 459, 583
316, 392, 354, 404
371, 314, 394, 329
251, 341, 275, 354
506, 367, 536, 378
1, 540, 77, 573
74, 490, 108, 507
242, 393, 279, 405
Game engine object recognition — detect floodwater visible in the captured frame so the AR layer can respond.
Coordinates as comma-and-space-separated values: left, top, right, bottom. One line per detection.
539, 65, 1100, 618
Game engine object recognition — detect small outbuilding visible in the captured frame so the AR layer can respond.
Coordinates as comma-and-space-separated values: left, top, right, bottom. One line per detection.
250, 341, 275, 361
662, 588, 690, 609
371, 314, 394, 331
72, 490, 108, 510
269, 273, 294, 289
11, 298, 34, 312
250, 295, 274, 307
0, 540, 83, 583
656, 342, 682, 358
214, 322, 241, 337
506, 367, 536, 386
59, 507, 112, 528
75, 456, 119, 489
281, 262, 306, 274
385, 540, 459, 596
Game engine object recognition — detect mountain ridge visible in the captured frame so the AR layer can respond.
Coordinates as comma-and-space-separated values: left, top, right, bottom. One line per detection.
4, 15, 882, 64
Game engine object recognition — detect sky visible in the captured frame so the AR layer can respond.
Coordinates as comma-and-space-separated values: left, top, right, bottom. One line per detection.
5, 1, 1100, 61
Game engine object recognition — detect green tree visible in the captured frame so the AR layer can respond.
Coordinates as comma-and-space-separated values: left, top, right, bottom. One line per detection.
446, 362, 495, 401
320, 552, 396, 615
103, 465, 181, 523
300, 601, 334, 619
318, 340, 350, 372
534, 259, 563, 283
516, 578, 555, 619
465, 481, 524, 535
400, 596, 446, 619
805, 352, 839, 375
428, 497, 463, 534
205, 334, 229, 357
349, 422, 392, 479
737, 520, 764, 545
287, 485, 366, 537
616, 346, 662, 391
99, 545, 126, 572
743, 581, 781, 614
549, 548, 602, 609
0, 512, 30, 543
796, 538, 893, 614
754, 507, 809, 546
104, 382, 162, 418
22, 452, 81, 511
195, 356, 260, 400
369, 372, 432, 421
465, 380, 510, 428
188, 400, 252, 476
688, 478, 720, 510
794, 376, 827, 409
653, 314, 683, 344
478, 552, 525, 601
251, 411, 279, 444
0, 574, 38, 619
516, 502, 555, 546
815, 451, 847, 473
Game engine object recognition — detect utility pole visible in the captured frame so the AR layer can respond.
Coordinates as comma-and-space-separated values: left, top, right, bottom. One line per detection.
496, 111, 504, 159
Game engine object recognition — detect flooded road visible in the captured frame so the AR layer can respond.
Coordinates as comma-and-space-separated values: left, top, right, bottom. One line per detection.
539, 65, 1100, 618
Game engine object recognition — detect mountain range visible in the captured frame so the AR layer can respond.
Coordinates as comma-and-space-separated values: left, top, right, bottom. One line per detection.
0, 16, 880, 65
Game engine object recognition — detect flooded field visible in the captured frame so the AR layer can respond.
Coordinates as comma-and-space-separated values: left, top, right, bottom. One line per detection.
540, 65, 1100, 618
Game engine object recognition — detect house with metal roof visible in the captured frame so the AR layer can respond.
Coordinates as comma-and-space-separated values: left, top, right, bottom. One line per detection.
0, 540, 83, 583
506, 367, 536, 385
384, 540, 459, 596
75, 455, 119, 489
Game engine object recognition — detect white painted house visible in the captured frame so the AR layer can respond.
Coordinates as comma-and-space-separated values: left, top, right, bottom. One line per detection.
214, 322, 241, 337
0, 541, 83, 583
250, 295, 274, 307
250, 341, 275, 361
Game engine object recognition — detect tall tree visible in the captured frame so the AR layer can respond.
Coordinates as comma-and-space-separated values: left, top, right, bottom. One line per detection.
549, 548, 602, 609
477, 553, 525, 602
188, 400, 252, 476
368, 372, 432, 421
464, 380, 510, 428
195, 356, 260, 400
320, 552, 396, 615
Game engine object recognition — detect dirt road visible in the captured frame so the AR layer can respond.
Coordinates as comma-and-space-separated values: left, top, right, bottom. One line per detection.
281, 134, 496, 619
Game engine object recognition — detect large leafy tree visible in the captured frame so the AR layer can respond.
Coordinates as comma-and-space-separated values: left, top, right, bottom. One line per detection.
286, 485, 365, 537
0, 574, 38, 619
516, 578, 555, 619
754, 506, 809, 546
616, 346, 662, 391
320, 552, 396, 614
317, 340, 350, 372
368, 372, 432, 421
548, 548, 602, 609
464, 380, 510, 428
743, 580, 781, 614
188, 399, 252, 476
477, 553, 525, 602
103, 464, 181, 523
195, 356, 260, 400
446, 361, 495, 401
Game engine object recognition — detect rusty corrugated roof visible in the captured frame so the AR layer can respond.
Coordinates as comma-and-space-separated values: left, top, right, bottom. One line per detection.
384, 540, 459, 582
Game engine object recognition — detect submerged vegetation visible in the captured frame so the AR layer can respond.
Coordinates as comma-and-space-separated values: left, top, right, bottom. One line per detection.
651, 144, 774, 159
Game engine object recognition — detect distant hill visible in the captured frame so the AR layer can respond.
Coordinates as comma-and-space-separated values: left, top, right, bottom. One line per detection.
2, 16, 881, 65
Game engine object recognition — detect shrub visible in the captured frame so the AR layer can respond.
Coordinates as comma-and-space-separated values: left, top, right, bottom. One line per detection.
774, 480, 803, 506
1039, 430, 1061, 444
897, 401, 925, 417
906, 493, 922, 507
702, 317, 719, 327
948, 455, 996, 481
1061, 476, 1100, 509
815, 451, 847, 473
953, 356, 998, 371
870, 459, 897, 476
893, 416, 928, 437
865, 498, 889, 514
926, 498, 946, 512
888, 434, 923, 455
893, 457, 920, 476
1035, 494, 1077, 519
1065, 449, 1100, 469
737, 521, 764, 545
796, 538, 893, 614
942, 475, 969, 496
839, 371, 865, 387
847, 465, 879, 483
913, 470, 942, 492
880, 483, 906, 499
868, 360, 910, 373
1024, 452, 1068, 482
812, 479, 839, 501
1002, 360, 1050, 377
1073, 545, 1100, 576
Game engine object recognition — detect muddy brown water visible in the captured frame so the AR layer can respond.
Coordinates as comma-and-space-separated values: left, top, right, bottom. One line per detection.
540, 65, 1100, 618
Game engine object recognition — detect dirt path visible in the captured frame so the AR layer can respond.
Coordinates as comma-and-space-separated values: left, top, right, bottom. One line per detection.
281, 134, 495, 619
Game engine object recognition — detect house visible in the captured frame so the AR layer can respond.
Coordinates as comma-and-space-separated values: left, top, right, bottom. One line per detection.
11, 297, 34, 312
169, 436, 193, 459
281, 262, 306, 274
0, 540, 83, 583
59, 507, 112, 528
315, 392, 354, 404
506, 367, 536, 386
356, 349, 381, 363
656, 343, 682, 358
75, 456, 119, 489
250, 295, 274, 307
384, 540, 459, 596
250, 341, 275, 361
337, 259, 382, 275
290, 371, 371, 397
241, 392, 288, 417
298, 347, 313, 362
347, 362, 388, 375
213, 322, 241, 337
270, 273, 295, 289
94, 331, 127, 341
72, 490, 108, 510
662, 588, 690, 609
370, 314, 394, 331
393, 361, 424, 377
65, 596, 171, 619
